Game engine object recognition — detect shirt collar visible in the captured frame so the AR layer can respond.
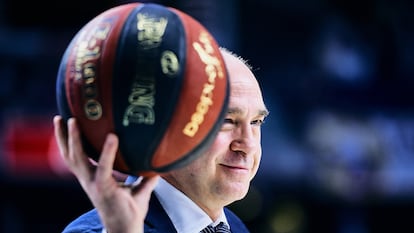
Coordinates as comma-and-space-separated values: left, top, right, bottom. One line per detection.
154, 177, 229, 233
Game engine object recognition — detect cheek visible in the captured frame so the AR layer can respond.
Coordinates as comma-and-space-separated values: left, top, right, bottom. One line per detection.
188, 135, 228, 169
193, 133, 229, 166
254, 154, 261, 168
206, 132, 230, 154
251, 148, 262, 177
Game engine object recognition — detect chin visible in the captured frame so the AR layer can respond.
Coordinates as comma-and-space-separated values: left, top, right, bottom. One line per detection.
223, 182, 250, 201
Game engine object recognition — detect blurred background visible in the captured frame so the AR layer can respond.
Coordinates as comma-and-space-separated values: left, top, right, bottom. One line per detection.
1, 0, 414, 232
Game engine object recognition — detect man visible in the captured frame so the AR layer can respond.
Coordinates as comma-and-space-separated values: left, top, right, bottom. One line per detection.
53, 48, 269, 233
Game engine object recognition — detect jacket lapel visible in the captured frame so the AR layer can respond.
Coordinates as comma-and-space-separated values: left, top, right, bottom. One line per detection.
144, 193, 177, 233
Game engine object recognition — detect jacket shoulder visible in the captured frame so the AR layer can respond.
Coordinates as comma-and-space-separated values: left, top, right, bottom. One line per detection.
224, 207, 250, 233
62, 208, 103, 233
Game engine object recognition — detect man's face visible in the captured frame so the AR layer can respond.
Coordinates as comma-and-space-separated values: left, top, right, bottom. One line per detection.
162, 51, 268, 214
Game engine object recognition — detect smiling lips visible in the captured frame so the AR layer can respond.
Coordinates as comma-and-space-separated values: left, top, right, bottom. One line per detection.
220, 164, 249, 173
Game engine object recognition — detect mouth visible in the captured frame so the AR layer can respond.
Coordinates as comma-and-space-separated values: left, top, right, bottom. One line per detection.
220, 164, 249, 173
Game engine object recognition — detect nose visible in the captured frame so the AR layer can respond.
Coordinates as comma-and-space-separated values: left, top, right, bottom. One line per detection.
229, 123, 258, 155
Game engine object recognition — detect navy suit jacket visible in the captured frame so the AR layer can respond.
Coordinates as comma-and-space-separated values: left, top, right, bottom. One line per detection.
62, 193, 250, 233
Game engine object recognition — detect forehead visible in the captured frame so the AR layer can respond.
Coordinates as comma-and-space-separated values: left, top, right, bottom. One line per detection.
225, 57, 267, 116
220, 49, 268, 117
228, 80, 267, 116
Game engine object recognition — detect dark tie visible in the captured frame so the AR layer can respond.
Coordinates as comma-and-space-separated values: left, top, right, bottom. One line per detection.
200, 222, 230, 233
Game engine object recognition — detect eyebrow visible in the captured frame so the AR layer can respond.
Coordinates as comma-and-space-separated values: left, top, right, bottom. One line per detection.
227, 107, 270, 117
260, 109, 270, 117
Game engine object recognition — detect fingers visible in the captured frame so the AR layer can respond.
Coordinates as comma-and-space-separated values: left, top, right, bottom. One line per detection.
141, 176, 159, 191
66, 118, 94, 178
95, 133, 119, 181
53, 115, 121, 185
112, 170, 129, 182
54, 115, 87, 174
55, 116, 95, 186
53, 115, 68, 159
131, 175, 159, 197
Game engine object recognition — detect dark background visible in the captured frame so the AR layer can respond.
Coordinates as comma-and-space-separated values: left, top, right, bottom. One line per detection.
1, 0, 414, 232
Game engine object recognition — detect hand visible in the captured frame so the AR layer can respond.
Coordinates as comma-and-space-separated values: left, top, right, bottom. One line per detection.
53, 115, 159, 233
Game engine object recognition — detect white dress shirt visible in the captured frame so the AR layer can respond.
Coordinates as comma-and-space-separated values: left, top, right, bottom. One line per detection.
154, 177, 230, 233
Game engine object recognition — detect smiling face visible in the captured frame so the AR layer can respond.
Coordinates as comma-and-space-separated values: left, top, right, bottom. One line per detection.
162, 50, 268, 219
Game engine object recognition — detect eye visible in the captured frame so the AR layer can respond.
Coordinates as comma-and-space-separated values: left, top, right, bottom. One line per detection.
221, 118, 237, 130
223, 118, 236, 125
251, 118, 265, 126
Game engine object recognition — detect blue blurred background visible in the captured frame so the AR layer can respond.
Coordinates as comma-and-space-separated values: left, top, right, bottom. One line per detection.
1, 0, 414, 232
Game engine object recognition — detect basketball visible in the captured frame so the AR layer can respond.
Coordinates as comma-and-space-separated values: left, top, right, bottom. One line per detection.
56, 2, 229, 176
